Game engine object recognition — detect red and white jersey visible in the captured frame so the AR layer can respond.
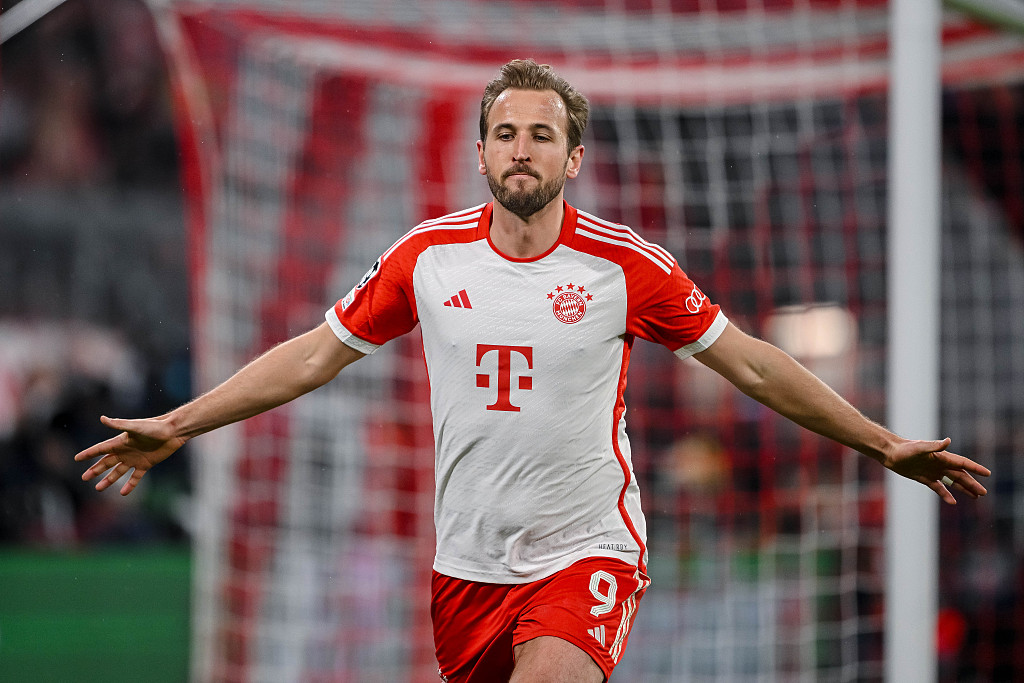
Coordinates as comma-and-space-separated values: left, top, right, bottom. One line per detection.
326, 202, 727, 584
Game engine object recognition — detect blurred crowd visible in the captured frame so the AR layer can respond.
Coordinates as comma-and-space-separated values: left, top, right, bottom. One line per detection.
0, 321, 191, 545
0, 0, 177, 189
0, 0, 190, 546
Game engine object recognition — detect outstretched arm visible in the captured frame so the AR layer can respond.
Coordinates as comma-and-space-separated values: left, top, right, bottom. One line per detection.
692, 322, 990, 504
75, 322, 365, 495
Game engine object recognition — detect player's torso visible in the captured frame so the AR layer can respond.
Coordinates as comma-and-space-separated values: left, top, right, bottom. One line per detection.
412, 239, 642, 581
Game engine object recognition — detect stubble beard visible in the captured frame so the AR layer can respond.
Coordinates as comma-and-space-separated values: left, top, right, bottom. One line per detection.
486, 164, 566, 220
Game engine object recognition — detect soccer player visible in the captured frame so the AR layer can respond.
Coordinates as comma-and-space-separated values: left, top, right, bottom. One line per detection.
75, 59, 990, 682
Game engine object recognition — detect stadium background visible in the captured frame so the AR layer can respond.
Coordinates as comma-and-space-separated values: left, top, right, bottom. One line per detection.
1, 0, 1022, 681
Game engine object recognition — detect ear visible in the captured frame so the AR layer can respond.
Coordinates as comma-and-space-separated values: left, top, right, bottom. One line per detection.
477, 140, 487, 176
565, 145, 585, 179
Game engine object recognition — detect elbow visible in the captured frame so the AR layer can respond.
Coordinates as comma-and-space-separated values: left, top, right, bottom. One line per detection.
297, 357, 336, 394
728, 347, 773, 398
735, 366, 771, 402
294, 333, 359, 392
286, 333, 340, 395
729, 342, 790, 402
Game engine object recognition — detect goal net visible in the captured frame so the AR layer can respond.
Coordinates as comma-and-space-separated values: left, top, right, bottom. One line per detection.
151, 1, 1024, 680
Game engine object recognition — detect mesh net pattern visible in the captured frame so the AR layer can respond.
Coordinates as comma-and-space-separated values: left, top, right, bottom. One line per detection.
156, 2, 1024, 680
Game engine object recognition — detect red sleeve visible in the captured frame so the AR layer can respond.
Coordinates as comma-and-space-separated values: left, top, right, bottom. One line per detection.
326, 243, 418, 354
626, 260, 725, 356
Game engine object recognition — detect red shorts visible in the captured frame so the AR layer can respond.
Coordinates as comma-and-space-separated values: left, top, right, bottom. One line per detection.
431, 557, 650, 682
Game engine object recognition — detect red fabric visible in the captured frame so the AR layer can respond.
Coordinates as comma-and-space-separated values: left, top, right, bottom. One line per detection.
569, 209, 722, 353
431, 558, 649, 682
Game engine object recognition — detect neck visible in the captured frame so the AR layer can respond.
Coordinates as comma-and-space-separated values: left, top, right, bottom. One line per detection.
489, 197, 565, 259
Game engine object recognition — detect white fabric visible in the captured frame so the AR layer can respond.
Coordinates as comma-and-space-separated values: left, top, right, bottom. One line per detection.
327, 203, 726, 583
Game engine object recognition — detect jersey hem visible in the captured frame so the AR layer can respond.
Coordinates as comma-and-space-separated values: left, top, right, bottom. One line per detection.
432, 547, 640, 585
673, 309, 728, 359
325, 307, 381, 355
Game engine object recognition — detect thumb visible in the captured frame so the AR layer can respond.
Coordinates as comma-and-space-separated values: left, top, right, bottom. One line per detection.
100, 415, 131, 430
100, 415, 151, 434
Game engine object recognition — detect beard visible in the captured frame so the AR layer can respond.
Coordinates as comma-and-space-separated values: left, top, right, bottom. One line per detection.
486, 164, 566, 220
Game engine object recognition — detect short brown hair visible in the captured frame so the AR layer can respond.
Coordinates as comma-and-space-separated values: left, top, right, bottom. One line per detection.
479, 59, 589, 152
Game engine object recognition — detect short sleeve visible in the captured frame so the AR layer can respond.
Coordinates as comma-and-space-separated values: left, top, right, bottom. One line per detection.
325, 246, 418, 355
626, 261, 727, 360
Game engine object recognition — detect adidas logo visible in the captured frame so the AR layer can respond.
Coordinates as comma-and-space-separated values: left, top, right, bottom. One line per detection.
443, 289, 472, 309
587, 624, 606, 647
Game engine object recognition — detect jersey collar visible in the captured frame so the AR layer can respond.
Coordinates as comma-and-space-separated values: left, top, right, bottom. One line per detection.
479, 200, 579, 263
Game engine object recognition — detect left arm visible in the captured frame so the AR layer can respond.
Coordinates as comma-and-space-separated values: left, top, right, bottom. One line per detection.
692, 322, 990, 504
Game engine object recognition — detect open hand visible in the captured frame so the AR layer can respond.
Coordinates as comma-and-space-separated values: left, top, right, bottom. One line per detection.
74, 415, 187, 496
884, 437, 991, 504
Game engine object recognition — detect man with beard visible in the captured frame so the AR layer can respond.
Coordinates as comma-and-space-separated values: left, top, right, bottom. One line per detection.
75, 59, 989, 682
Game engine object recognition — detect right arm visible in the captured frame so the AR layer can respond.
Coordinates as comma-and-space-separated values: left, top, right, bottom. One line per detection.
75, 322, 364, 495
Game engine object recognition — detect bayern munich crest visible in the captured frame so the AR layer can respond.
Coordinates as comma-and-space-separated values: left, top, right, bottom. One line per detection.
547, 282, 593, 324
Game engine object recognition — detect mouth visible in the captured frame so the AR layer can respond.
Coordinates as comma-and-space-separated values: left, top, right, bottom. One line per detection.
503, 167, 538, 181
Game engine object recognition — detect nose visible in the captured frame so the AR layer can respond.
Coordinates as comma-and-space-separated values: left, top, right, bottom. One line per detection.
512, 136, 531, 161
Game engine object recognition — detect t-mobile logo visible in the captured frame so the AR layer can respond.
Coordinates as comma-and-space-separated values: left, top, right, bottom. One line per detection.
475, 344, 533, 412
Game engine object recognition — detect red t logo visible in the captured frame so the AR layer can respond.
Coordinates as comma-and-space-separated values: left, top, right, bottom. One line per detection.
476, 344, 534, 412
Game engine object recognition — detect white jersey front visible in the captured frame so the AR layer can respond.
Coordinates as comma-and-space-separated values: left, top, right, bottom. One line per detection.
327, 202, 727, 583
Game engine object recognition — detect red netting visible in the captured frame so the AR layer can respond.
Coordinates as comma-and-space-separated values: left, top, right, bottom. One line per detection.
159, 3, 1024, 681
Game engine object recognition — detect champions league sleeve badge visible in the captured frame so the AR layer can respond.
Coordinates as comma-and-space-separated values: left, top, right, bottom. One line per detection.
341, 258, 382, 310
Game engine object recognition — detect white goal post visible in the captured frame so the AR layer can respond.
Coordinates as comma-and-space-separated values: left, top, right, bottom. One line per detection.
143, 2, 1024, 681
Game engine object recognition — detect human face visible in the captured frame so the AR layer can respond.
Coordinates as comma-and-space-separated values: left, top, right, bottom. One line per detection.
477, 89, 584, 220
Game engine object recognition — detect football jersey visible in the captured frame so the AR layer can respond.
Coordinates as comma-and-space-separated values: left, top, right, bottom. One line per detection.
326, 201, 727, 584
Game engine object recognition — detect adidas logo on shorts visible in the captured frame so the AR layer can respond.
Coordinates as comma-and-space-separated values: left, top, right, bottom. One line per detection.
587, 624, 606, 647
